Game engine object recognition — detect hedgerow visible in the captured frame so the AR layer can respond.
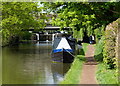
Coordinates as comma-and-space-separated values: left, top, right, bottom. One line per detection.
103, 18, 119, 69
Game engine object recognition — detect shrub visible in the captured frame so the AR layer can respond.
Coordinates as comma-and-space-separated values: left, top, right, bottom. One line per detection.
103, 18, 118, 69
94, 36, 105, 62
94, 25, 105, 43
20, 31, 32, 40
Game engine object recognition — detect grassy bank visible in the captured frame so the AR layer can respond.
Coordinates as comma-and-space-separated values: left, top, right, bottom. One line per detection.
96, 63, 118, 85
60, 56, 84, 84
60, 43, 88, 84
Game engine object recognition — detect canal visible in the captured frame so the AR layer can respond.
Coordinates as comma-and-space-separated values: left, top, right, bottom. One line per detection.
2, 41, 71, 84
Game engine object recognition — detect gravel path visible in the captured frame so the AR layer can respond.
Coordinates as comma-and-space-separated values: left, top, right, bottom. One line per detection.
80, 45, 99, 85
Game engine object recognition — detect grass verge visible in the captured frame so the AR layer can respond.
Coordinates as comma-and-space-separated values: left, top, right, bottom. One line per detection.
60, 43, 88, 84
96, 62, 118, 85
60, 56, 84, 84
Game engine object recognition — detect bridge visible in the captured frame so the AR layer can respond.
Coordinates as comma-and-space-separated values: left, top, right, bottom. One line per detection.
24, 26, 72, 42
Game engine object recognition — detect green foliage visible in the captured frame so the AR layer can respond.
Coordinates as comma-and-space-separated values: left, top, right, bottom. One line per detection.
2, 29, 10, 46
103, 29, 117, 69
94, 25, 105, 43
87, 26, 93, 36
20, 31, 32, 40
73, 29, 78, 39
78, 28, 84, 40
103, 19, 118, 69
2, 2, 43, 30
95, 19, 119, 84
42, 2, 120, 40
94, 36, 105, 62
96, 63, 118, 84
2, 2, 46, 46
73, 29, 86, 40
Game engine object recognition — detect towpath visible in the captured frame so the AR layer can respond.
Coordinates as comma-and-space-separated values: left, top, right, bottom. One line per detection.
80, 44, 99, 86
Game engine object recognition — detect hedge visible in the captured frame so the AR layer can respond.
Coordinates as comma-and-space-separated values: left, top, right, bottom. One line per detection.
103, 18, 119, 69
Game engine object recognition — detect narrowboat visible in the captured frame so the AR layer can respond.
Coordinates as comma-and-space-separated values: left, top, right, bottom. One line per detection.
51, 36, 76, 63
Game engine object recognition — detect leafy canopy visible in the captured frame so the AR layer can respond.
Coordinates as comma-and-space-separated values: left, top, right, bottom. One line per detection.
2, 2, 46, 45
42, 2, 120, 39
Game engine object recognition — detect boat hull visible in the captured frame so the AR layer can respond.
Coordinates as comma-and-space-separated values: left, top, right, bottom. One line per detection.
52, 50, 74, 63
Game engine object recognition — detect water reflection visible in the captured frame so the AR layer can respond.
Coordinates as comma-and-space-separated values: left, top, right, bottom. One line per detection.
2, 41, 71, 84
51, 63, 70, 84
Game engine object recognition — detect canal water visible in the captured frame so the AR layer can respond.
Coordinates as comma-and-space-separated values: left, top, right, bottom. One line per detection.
2, 41, 71, 84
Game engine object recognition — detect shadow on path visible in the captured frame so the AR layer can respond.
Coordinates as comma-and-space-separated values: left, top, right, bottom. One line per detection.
80, 45, 99, 85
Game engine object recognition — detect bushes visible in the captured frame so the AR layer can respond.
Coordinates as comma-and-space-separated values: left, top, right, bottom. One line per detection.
94, 36, 104, 62
95, 18, 119, 69
95, 18, 119, 84
103, 19, 118, 69
94, 25, 105, 43
103, 30, 117, 69
20, 31, 32, 40
1, 29, 10, 46
94, 26, 105, 62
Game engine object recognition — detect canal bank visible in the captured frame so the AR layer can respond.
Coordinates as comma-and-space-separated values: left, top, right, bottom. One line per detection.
60, 43, 88, 84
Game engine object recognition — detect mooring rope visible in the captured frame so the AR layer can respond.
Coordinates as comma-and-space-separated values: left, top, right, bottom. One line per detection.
63, 48, 76, 58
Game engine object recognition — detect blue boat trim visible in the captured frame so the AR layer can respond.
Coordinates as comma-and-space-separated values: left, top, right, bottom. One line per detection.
53, 49, 73, 53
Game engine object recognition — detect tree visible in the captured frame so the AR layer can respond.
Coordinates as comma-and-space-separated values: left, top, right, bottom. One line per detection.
42, 2, 120, 40
2, 2, 46, 45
